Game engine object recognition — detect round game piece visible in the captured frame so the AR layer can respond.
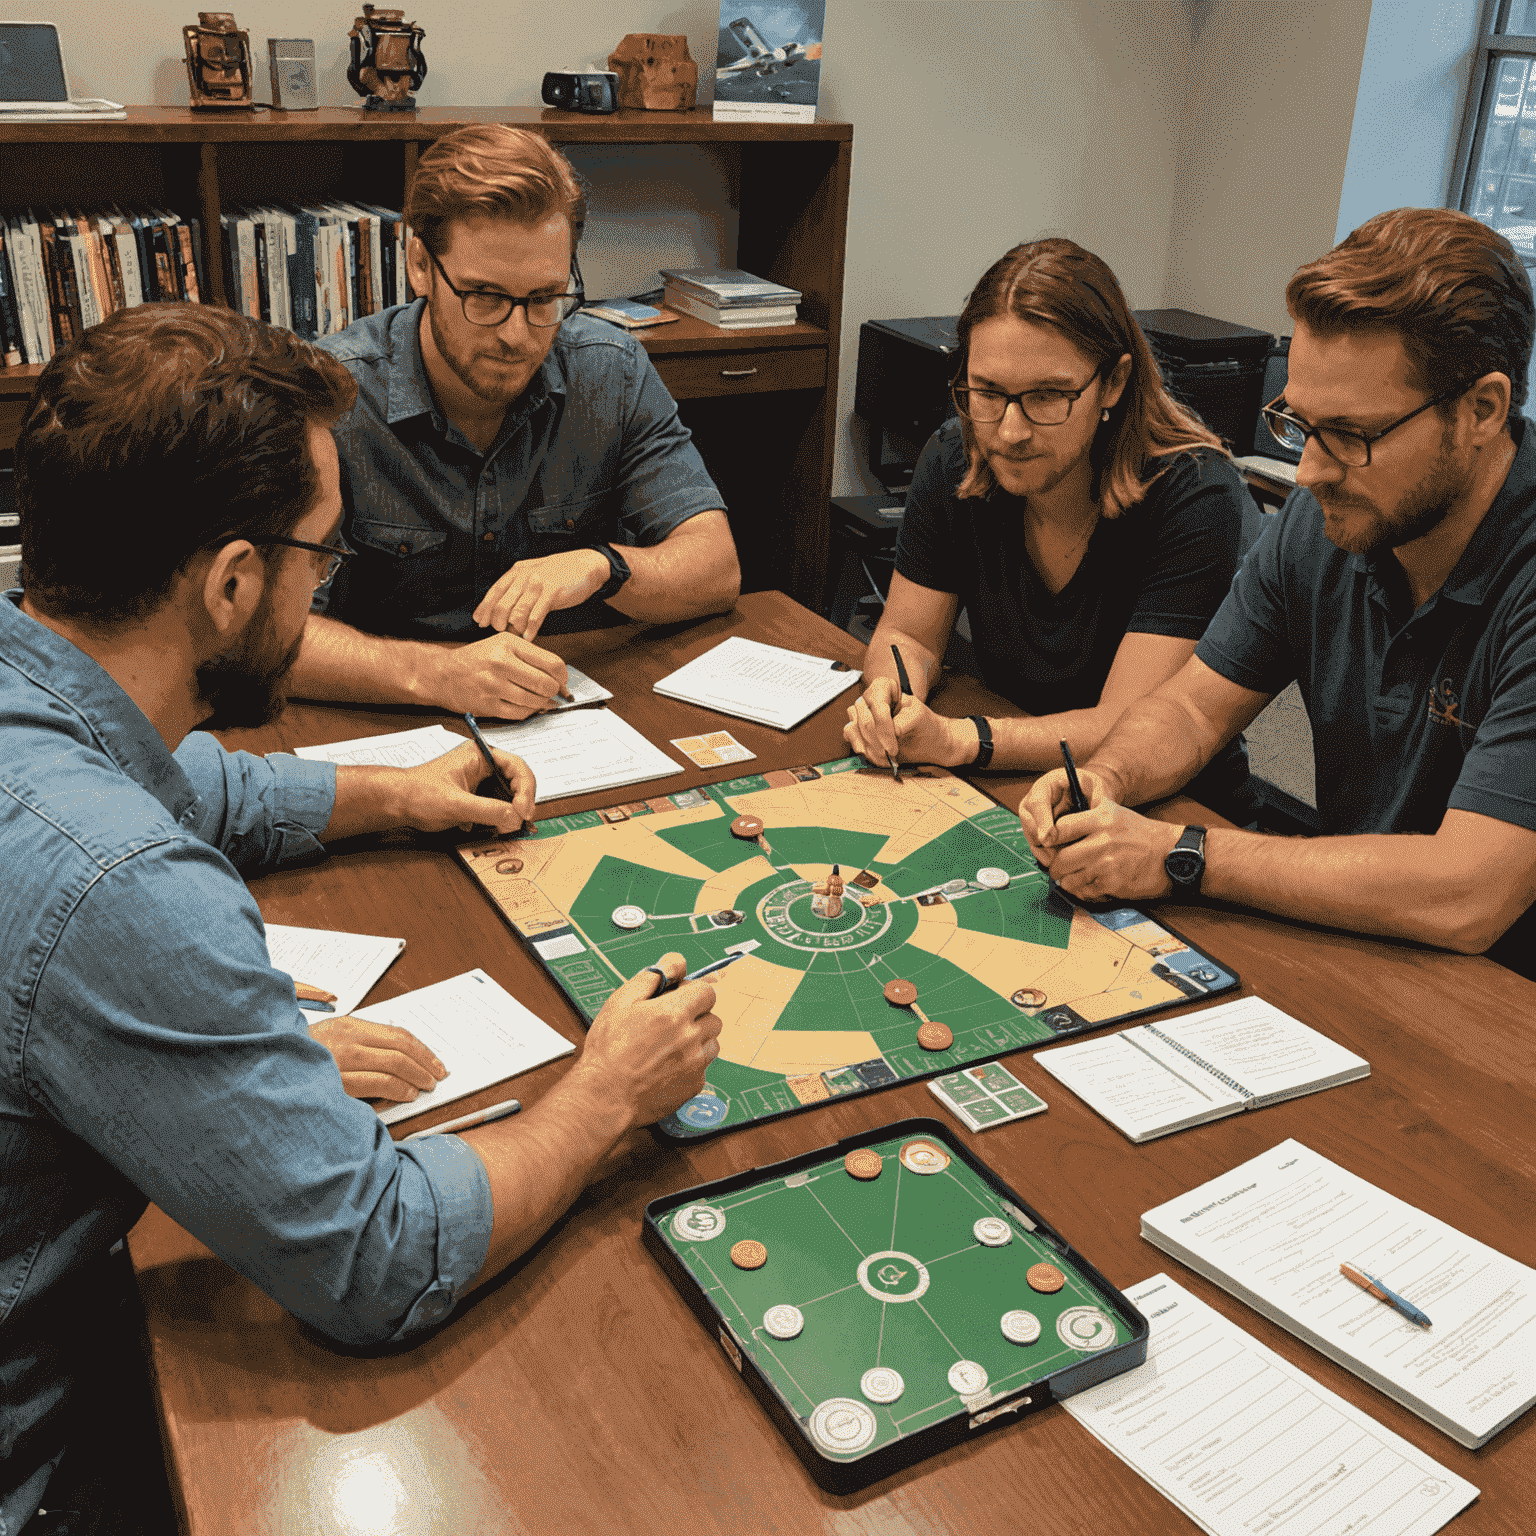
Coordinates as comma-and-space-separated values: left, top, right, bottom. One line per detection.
1001, 1309, 1042, 1345
1057, 1306, 1116, 1351
611, 904, 647, 930
763, 1304, 804, 1340
977, 867, 1010, 890
731, 1239, 768, 1270
898, 1139, 950, 1175
1027, 1262, 1066, 1294
948, 1359, 989, 1396
883, 978, 918, 1007
844, 1148, 883, 1181
669, 1203, 726, 1243
810, 1398, 878, 1454
973, 1216, 1012, 1247
942, 878, 968, 895
730, 814, 765, 839
860, 1366, 905, 1404
916, 1021, 953, 1052
1011, 986, 1047, 1010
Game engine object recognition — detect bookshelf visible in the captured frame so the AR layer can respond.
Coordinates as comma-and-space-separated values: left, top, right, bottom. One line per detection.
0, 107, 852, 606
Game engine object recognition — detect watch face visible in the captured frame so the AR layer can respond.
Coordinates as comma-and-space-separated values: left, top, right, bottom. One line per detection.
1166, 851, 1203, 884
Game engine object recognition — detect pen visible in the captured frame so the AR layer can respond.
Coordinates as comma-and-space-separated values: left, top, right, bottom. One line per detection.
1060, 739, 1090, 814
645, 947, 755, 993
1340, 1263, 1433, 1328
888, 644, 913, 784
463, 712, 522, 807
402, 1097, 522, 1140
293, 980, 338, 1009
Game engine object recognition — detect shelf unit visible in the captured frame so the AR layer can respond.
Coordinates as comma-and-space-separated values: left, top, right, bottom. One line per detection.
0, 106, 853, 605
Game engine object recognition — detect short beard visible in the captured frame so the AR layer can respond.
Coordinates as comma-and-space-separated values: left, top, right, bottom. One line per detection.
426, 301, 531, 409
196, 593, 303, 731
1317, 419, 1464, 555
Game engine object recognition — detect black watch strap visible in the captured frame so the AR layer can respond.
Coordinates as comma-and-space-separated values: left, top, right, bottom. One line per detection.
968, 715, 993, 770
1164, 824, 1207, 897
590, 543, 631, 602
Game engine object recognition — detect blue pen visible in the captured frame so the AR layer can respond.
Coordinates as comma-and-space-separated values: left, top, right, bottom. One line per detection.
645, 944, 759, 993
1340, 1262, 1433, 1328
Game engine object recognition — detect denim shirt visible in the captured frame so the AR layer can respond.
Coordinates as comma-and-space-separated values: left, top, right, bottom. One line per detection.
313, 303, 724, 639
0, 593, 493, 1530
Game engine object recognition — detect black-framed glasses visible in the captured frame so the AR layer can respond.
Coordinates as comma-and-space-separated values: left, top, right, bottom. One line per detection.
951, 369, 1100, 427
425, 245, 583, 328
1261, 384, 1471, 468
221, 533, 353, 588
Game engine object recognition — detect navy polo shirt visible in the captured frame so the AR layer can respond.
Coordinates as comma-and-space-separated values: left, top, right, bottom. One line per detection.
1197, 416, 1536, 975
313, 302, 723, 638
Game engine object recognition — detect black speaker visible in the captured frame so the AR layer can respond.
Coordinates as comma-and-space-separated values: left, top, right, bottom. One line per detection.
1134, 308, 1274, 457
1249, 338, 1302, 464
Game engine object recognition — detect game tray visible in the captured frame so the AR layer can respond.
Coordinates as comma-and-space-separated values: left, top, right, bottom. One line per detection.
643, 1117, 1150, 1492
456, 755, 1238, 1141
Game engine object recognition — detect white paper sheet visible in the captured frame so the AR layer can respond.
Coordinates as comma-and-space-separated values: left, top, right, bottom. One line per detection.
1065, 1274, 1477, 1536
480, 708, 681, 802
295, 723, 462, 768
653, 635, 860, 729
264, 924, 406, 1018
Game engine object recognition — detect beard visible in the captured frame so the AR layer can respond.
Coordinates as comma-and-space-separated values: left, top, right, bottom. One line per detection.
196, 590, 304, 731
1316, 421, 1466, 555
426, 301, 541, 408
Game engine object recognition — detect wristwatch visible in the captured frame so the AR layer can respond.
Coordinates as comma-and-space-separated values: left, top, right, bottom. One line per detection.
968, 715, 994, 770
589, 543, 631, 602
1164, 825, 1207, 897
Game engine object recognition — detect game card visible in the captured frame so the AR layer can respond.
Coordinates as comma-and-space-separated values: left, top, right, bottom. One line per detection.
670, 730, 757, 768
929, 1061, 1047, 1132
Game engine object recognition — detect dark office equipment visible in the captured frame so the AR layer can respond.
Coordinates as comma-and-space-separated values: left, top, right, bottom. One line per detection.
1249, 336, 1301, 465
541, 70, 618, 113
825, 493, 903, 635
1134, 308, 1273, 457
853, 315, 959, 485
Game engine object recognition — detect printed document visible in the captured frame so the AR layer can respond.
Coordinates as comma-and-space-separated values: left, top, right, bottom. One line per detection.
1065, 1273, 1477, 1536
1142, 1139, 1536, 1447
264, 924, 405, 1018
480, 708, 681, 802
653, 635, 861, 729
296, 723, 461, 769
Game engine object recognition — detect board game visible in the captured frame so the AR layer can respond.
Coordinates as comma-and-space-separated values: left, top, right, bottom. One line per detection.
643, 1118, 1150, 1491
456, 756, 1238, 1140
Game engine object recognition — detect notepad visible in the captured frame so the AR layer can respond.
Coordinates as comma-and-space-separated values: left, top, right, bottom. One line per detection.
479, 708, 682, 802
264, 924, 406, 1018
1141, 1139, 1536, 1448
1034, 995, 1369, 1142
1064, 1273, 1477, 1536
296, 723, 463, 769
653, 636, 861, 730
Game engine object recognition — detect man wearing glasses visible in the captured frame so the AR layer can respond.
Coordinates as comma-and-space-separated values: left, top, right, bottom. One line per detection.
292, 124, 739, 718
1021, 207, 1536, 978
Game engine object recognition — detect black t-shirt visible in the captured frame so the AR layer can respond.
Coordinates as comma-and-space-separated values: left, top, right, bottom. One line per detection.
897, 421, 1253, 815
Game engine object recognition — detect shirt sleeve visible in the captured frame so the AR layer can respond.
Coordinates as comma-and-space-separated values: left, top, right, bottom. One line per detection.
27, 837, 494, 1347
894, 428, 964, 595
1123, 451, 1248, 640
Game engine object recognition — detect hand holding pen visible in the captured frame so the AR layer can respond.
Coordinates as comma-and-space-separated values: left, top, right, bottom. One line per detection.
463, 712, 537, 834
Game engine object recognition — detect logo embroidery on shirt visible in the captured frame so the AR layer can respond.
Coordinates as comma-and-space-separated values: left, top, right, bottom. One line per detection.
1427, 677, 1465, 728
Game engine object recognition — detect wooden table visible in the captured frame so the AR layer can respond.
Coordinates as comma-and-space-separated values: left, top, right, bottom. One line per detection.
129, 591, 1536, 1535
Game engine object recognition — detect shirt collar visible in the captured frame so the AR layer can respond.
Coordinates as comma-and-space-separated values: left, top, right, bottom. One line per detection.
0, 591, 200, 824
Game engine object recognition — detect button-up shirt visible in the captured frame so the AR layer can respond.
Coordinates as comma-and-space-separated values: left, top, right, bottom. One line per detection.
0, 593, 493, 1530
313, 303, 724, 638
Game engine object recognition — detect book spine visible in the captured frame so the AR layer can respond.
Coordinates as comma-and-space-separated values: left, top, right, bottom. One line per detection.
16, 216, 52, 360
356, 215, 373, 317
128, 214, 156, 303
98, 220, 127, 311
0, 230, 26, 366
1141, 1024, 1253, 1101
290, 209, 317, 339
253, 221, 270, 323
115, 227, 143, 306
69, 235, 101, 330
367, 213, 383, 314
45, 220, 83, 340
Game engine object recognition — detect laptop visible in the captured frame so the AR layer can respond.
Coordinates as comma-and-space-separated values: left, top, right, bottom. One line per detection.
0, 21, 124, 117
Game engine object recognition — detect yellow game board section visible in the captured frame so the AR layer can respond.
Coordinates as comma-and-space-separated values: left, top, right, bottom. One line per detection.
748, 1026, 880, 1077
707, 959, 878, 1075
697, 854, 778, 910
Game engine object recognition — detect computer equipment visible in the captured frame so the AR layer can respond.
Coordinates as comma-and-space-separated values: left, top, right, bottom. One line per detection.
853, 315, 959, 488
1135, 308, 1273, 457
0, 21, 125, 117
1248, 337, 1302, 465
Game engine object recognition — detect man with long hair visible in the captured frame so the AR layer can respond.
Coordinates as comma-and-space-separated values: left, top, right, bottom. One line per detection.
1022, 208, 1536, 978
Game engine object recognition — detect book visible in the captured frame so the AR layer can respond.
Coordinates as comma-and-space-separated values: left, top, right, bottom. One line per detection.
662, 286, 798, 328
1141, 1138, 1536, 1448
712, 1, 826, 126
1033, 995, 1369, 1142
928, 1060, 1047, 1131
657, 266, 800, 307
653, 635, 861, 730
583, 297, 680, 330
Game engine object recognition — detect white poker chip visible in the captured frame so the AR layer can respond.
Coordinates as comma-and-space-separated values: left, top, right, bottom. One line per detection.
611, 904, 647, 929
977, 867, 1010, 890
860, 1366, 905, 1404
669, 1203, 726, 1243
1001, 1309, 1041, 1345
898, 1140, 949, 1175
973, 1216, 1012, 1247
942, 878, 968, 895
763, 1304, 804, 1340
1057, 1306, 1116, 1351
809, 1397, 878, 1454
948, 1359, 989, 1396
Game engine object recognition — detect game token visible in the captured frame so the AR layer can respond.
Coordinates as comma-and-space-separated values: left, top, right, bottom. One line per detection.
947, 1359, 988, 1396
976, 867, 1010, 889
883, 978, 917, 1006
1057, 1306, 1116, 1351
942, 878, 968, 895
1027, 1262, 1065, 1293
860, 1367, 904, 1404
669, 1204, 726, 1243
973, 1216, 1012, 1247
611, 904, 647, 930
1011, 986, 1047, 1009
730, 814, 764, 839
763, 1304, 804, 1340
844, 1148, 883, 1180
916, 1021, 953, 1052
898, 1139, 949, 1175
731, 1239, 768, 1270
1001, 1309, 1041, 1345
809, 1398, 878, 1454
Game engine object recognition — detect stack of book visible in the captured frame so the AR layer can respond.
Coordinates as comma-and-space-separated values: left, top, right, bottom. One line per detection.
658, 266, 800, 330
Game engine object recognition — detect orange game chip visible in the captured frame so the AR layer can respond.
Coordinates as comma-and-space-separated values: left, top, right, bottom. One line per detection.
1027, 1262, 1065, 1294
730, 815, 765, 839
916, 1021, 953, 1051
883, 978, 918, 1007
731, 1239, 768, 1270
844, 1149, 883, 1180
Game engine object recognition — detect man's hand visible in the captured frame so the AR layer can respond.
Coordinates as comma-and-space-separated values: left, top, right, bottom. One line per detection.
428, 632, 570, 719
473, 549, 613, 641
398, 740, 536, 834
844, 677, 973, 768
1020, 766, 1181, 902
309, 1015, 447, 1104
575, 954, 723, 1128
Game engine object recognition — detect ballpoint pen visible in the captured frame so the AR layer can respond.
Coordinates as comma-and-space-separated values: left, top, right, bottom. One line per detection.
293, 980, 337, 1012
1059, 738, 1090, 814
463, 711, 527, 816
888, 643, 914, 784
645, 943, 759, 993
1339, 1263, 1433, 1328
402, 1097, 522, 1141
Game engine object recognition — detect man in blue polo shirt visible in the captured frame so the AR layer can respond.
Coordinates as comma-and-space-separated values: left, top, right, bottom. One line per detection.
1020, 208, 1536, 979
291, 124, 740, 719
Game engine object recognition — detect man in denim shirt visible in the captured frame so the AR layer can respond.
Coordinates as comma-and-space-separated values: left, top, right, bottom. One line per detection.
2, 303, 723, 1534
291, 125, 740, 719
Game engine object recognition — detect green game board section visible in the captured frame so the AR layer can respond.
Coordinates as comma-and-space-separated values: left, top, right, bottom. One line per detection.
567, 855, 706, 937
659, 1133, 1129, 1463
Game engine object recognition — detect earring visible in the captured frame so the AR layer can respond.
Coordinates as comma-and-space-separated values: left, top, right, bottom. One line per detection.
1101, 408, 1111, 422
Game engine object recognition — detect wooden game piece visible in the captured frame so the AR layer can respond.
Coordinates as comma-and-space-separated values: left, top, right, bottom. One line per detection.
730, 814, 764, 839
731, 1238, 768, 1270
898, 1139, 949, 1175
916, 1021, 953, 1052
883, 978, 917, 1006
1001, 1309, 1041, 1344
1027, 1262, 1066, 1294
1012, 986, 1047, 1009
850, 869, 879, 889
844, 1149, 883, 1180
972, 1216, 1011, 1247
611, 904, 647, 929
859, 1366, 904, 1403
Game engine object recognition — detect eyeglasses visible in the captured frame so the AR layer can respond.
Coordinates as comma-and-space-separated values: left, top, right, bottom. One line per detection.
951, 369, 1100, 427
1261, 384, 1470, 468
425, 245, 583, 328
248, 534, 354, 587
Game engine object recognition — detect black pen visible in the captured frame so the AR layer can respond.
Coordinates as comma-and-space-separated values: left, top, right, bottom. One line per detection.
1060, 739, 1090, 814
888, 644, 914, 784
463, 712, 521, 807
